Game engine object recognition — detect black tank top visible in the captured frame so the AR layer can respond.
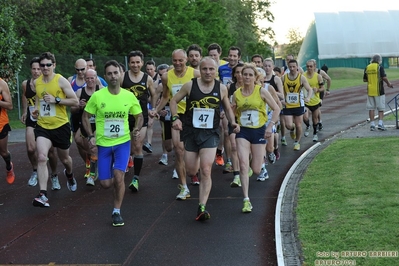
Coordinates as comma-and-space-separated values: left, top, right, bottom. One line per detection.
25, 79, 36, 112
265, 75, 278, 92
122, 72, 149, 118
79, 85, 99, 136
185, 78, 221, 129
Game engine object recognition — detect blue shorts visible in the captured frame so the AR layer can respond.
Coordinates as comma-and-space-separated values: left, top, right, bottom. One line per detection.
97, 141, 130, 180
235, 125, 266, 144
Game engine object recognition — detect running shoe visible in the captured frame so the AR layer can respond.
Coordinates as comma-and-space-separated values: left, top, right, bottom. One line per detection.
51, 175, 61, 190
293, 142, 300, 151
304, 126, 310, 137
128, 156, 134, 168
290, 124, 296, 140
242, 199, 253, 213
176, 184, 190, 200
274, 149, 280, 160
313, 134, 318, 142
64, 169, 77, 192
84, 168, 90, 179
86, 176, 95, 186
230, 175, 241, 187
158, 154, 168, 166
6, 162, 15, 184
377, 124, 387, 131
248, 167, 253, 177
191, 175, 200, 185
195, 205, 210, 221
215, 154, 224, 166
370, 125, 376, 131
268, 152, 276, 164
257, 167, 268, 181
142, 142, 153, 153
172, 169, 178, 179
28, 171, 38, 186
318, 122, 323, 131
223, 161, 233, 173
281, 137, 288, 146
129, 176, 139, 192
33, 193, 50, 207
112, 212, 124, 227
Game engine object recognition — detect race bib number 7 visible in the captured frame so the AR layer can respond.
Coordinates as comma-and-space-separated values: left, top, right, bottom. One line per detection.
240, 110, 260, 127
104, 119, 125, 138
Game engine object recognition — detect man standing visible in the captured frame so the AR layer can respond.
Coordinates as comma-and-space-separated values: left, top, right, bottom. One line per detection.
32, 52, 79, 207
121, 50, 157, 192
151, 49, 200, 199
363, 54, 393, 131
170, 57, 239, 220
82, 60, 143, 226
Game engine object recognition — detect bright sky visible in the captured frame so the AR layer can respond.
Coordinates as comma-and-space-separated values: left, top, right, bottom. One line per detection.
261, 0, 399, 44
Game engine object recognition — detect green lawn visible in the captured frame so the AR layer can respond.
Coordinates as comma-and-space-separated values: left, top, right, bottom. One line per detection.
297, 137, 399, 265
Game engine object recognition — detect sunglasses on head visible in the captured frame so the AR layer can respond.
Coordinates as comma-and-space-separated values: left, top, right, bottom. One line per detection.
40, 63, 53, 67
76, 68, 85, 72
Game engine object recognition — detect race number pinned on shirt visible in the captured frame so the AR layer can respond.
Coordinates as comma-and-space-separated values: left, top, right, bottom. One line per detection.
39, 99, 56, 117
286, 93, 299, 104
172, 84, 186, 102
192, 108, 214, 129
29, 106, 37, 121
164, 106, 171, 121
240, 110, 260, 127
89, 115, 96, 124
104, 119, 124, 138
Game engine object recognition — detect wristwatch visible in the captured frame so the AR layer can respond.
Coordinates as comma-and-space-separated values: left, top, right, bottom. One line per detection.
87, 135, 95, 141
171, 115, 180, 122
55, 97, 61, 104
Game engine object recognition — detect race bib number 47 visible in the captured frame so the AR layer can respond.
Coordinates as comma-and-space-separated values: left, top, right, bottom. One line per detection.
192, 108, 214, 129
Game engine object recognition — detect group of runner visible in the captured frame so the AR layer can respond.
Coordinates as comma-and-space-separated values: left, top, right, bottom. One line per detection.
2, 45, 333, 226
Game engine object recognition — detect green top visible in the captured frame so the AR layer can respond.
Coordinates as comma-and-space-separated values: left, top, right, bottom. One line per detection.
85, 87, 142, 147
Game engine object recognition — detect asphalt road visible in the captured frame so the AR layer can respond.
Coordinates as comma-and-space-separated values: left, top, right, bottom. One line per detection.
1, 82, 398, 265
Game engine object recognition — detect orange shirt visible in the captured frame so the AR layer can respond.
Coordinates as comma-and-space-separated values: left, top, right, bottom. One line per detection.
0, 78, 10, 131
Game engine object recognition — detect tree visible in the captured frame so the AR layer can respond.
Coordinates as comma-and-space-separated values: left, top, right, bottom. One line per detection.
0, 3, 25, 93
284, 28, 303, 57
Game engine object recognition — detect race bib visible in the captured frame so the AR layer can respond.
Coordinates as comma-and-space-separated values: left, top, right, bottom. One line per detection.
164, 106, 171, 121
286, 93, 299, 104
240, 110, 260, 127
172, 84, 185, 102
89, 115, 96, 124
104, 119, 124, 138
192, 108, 215, 129
29, 106, 37, 122
39, 99, 56, 117
222, 77, 231, 85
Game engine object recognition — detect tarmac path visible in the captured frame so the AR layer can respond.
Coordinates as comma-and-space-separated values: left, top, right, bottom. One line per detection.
1, 82, 398, 265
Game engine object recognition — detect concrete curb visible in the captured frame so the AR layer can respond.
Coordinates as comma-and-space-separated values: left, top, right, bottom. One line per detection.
275, 142, 321, 266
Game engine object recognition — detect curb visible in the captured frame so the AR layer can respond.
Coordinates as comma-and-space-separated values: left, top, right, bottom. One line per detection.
275, 142, 321, 265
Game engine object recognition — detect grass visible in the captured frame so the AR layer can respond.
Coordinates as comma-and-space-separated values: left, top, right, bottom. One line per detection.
328, 67, 399, 90
297, 137, 399, 266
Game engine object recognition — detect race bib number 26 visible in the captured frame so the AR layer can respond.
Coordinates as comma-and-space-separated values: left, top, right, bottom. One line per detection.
104, 119, 125, 138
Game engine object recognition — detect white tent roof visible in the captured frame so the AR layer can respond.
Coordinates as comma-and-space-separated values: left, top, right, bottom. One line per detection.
314, 10, 399, 59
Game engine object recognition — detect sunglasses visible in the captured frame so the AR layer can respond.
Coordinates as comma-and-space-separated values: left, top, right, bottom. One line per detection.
40, 63, 53, 68
76, 68, 85, 72
306, 65, 313, 68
